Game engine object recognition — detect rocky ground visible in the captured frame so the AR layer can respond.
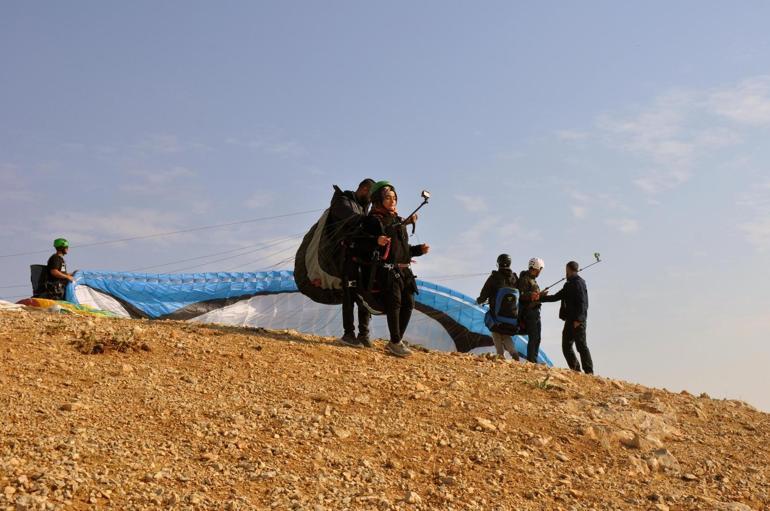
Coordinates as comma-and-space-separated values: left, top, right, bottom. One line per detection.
0, 309, 768, 511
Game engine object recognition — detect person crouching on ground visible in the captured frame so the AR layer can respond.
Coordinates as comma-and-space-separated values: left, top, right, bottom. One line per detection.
477, 253, 520, 361
360, 182, 429, 358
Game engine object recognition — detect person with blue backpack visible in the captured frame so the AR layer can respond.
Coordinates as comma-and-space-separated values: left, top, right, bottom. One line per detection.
477, 254, 521, 361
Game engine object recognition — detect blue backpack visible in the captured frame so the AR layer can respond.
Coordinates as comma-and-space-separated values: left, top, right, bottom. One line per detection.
484, 287, 520, 334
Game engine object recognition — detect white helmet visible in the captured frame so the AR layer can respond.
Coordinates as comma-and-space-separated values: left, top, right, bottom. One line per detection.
528, 257, 545, 270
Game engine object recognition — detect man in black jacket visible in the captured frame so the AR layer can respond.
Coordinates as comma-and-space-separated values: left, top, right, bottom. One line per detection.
330, 178, 375, 348
541, 261, 593, 374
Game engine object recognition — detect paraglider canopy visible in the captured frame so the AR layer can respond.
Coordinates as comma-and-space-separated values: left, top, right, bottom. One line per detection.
68, 269, 553, 364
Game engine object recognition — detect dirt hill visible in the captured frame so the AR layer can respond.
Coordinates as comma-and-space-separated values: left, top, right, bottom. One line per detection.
0, 309, 768, 511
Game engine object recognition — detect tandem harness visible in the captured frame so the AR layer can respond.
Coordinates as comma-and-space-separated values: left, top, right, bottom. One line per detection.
352, 243, 415, 315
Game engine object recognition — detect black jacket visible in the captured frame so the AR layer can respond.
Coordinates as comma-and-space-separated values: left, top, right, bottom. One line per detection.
355, 211, 424, 296
326, 187, 369, 270
359, 212, 424, 266
477, 269, 518, 312
541, 274, 588, 322
41, 253, 68, 300
328, 187, 367, 228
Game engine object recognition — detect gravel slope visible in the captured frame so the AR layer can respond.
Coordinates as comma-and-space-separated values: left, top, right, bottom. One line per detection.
1, 310, 768, 511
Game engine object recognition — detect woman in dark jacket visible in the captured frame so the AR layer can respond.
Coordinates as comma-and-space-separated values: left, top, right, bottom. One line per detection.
358, 182, 429, 357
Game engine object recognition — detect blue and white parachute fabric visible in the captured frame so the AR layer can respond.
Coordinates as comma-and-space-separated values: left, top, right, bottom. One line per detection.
68, 270, 552, 364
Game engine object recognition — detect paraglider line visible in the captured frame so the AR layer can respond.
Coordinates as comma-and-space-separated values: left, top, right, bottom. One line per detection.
0, 208, 324, 259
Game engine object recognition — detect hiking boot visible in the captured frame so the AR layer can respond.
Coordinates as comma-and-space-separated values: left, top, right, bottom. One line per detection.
357, 334, 373, 348
509, 352, 520, 362
339, 333, 361, 348
386, 341, 412, 358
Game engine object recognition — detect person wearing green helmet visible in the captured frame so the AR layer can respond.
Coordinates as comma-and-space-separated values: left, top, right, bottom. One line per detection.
368, 180, 391, 198
356, 183, 430, 358
40, 238, 75, 300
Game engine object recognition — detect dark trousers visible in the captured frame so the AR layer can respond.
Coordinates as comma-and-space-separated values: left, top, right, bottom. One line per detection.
562, 321, 593, 374
383, 275, 415, 344
342, 286, 370, 337
522, 308, 542, 363
41, 282, 66, 301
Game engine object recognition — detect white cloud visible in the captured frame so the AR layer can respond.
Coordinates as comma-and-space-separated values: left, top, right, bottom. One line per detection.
556, 129, 589, 141
571, 206, 587, 219
646, 197, 662, 206
135, 134, 210, 154
0, 163, 34, 203
597, 92, 703, 194
591, 78, 770, 196
455, 194, 488, 213
244, 191, 275, 209
305, 165, 325, 176
415, 216, 539, 282
738, 178, 770, 251
708, 76, 770, 126
259, 140, 305, 158
405, 252, 476, 281
570, 191, 590, 202
460, 216, 541, 248
633, 168, 691, 195
44, 209, 184, 245
122, 166, 196, 194
566, 189, 625, 219
138, 134, 182, 153
737, 179, 770, 209
605, 218, 639, 234
740, 219, 770, 251
227, 133, 306, 159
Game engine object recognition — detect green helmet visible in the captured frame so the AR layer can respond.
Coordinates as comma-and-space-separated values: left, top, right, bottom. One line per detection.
369, 180, 392, 197
53, 238, 69, 249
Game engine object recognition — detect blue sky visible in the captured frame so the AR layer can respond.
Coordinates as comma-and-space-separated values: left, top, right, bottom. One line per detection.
2, 2, 770, 410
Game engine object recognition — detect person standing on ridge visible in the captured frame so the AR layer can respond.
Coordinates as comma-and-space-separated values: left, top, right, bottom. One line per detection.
358, 181, 429, 358
517, 257, 547, 363
40, 238, 75, 300
329, 178, 375, 348
541, 261, 593, 373
477, 254, 520, 361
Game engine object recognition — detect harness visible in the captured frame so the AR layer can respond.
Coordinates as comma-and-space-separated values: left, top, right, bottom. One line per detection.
382, 263, 411, 270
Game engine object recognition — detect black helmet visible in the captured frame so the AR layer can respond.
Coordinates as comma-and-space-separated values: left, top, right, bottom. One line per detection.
496, 253, 512, 269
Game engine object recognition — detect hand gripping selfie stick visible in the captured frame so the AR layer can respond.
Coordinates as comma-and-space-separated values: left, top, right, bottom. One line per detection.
397, 190, 431, 232
542, 252, 602, 292
404, 190, 431, 221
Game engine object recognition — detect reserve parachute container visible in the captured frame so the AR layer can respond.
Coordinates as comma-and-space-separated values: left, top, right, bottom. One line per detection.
293, 208, 344, 305
294, 185, 369, 305
67, 270, 552, 363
